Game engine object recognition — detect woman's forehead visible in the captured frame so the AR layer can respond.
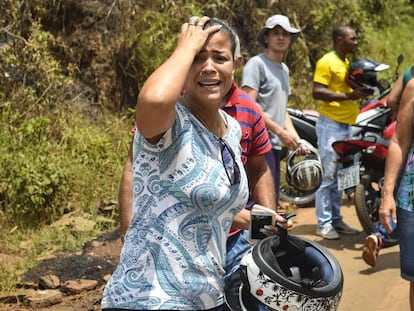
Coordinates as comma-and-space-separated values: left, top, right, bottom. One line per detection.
202, 32, 232, 52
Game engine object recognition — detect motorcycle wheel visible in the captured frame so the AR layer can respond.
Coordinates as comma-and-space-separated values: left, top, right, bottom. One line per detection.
354, 175, 377, 235
279, 149, 315, 207
354, 174, 398, 247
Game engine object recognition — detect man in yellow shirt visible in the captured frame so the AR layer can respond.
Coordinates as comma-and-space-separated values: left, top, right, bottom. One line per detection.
312, 25, 369, 239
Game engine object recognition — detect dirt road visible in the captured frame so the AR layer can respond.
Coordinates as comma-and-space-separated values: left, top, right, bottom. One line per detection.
290, 200, 409, 311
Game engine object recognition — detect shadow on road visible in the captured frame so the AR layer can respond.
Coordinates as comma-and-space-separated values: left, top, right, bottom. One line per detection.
290, 223, 366, 251
358, 250, 400, 274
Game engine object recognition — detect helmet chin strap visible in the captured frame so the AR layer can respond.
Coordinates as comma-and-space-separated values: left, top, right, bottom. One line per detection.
239, 284, 248, 311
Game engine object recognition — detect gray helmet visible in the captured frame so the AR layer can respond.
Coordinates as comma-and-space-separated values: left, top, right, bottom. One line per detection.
286, 140, 322, 192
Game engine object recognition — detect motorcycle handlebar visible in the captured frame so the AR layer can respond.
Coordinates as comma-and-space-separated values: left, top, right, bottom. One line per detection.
359, 87, 391, 109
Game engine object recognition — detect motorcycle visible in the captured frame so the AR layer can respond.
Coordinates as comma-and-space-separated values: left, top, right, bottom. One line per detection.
331, 55, 403, 240
280, 91, 394, 206
333, 124, 393, 239
279, 55, 403, 207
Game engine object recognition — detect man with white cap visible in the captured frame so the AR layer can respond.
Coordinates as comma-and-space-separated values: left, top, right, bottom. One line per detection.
242, 14, 304, 204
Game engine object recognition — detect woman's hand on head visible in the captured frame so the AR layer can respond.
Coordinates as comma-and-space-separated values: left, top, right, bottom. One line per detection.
178, 16, 221, 55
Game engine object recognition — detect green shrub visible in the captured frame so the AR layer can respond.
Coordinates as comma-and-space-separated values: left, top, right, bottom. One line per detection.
0, 103, 130, 228
0, 122, 69, 225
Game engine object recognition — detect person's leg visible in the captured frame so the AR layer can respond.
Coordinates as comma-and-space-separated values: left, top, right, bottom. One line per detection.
362, 219, 399, 267
272, 149, 281, 202
315, 116, 336, 228
362, 231, 383, 267
315, 116, 358, 238
330, 122, 351, 222
224, 230, 251, 281
329, 122, 358, 235
315, 117, 338, 239
397, 207, 414, 310
374, 220, 398, 244
264, 149, 279, 200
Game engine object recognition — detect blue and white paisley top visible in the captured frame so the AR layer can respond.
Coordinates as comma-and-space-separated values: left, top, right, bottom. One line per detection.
101, 103, 249, 310
394, 68, 414, 211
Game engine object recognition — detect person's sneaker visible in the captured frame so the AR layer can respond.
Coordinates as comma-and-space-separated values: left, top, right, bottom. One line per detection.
332, 220, 359, 235
316, 224, 340, 240
362, 234, 381, 267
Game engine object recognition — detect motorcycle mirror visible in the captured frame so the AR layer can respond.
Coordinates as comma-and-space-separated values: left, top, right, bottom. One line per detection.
397, 54, 404, 65
393, 54, 404, 81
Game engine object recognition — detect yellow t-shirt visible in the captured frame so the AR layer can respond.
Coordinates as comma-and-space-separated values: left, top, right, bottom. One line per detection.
313, 51, 360, 124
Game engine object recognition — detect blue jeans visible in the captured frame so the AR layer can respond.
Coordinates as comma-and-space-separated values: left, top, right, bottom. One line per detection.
398, 208, 414, 281
374, 220, 398, 244
374, 175, 402, 244
224, 230, 251, 280
315, 115, 352, 228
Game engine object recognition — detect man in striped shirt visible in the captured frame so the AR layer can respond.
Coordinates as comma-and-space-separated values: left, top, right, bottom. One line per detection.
221, 81, 279, 280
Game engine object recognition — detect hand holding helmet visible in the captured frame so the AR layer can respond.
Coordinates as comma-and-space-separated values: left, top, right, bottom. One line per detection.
348, 57, 390, 96
250, 204, 293, 241
286, 139, 323, 192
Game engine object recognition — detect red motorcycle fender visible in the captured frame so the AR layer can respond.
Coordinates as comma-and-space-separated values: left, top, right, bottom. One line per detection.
360, 98, 387, 113
383, 121, 396, 139
333, 139, 388, 160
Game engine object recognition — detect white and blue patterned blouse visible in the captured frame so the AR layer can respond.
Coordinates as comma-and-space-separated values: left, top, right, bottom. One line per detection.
101, 103, 249, 310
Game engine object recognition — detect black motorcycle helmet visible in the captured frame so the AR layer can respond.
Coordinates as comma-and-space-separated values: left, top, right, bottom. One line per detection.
348, 57, 389, 91
225, 215, 344, 311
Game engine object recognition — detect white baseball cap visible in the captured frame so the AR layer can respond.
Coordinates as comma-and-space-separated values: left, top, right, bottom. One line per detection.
257, 14, 301, 47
